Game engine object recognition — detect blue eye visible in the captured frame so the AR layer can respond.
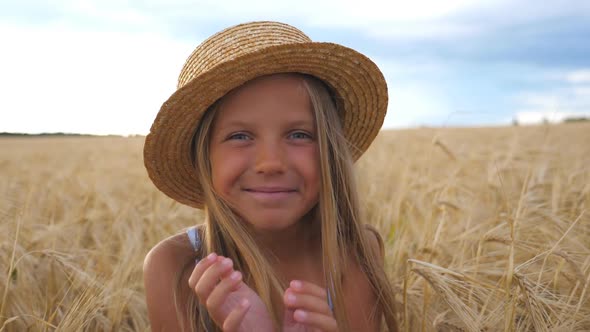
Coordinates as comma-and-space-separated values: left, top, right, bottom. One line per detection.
228, 133, 250, 140
289, 131, 312, 140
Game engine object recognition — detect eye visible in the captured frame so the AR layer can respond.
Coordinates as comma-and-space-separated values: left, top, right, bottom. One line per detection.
289, 131, 313, 140
228, 132, 251, 141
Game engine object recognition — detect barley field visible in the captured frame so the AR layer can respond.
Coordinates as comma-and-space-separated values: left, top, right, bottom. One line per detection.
1, 123, 589, 331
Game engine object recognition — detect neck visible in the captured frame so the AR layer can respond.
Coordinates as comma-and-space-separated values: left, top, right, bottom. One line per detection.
247, 211, 328, 286
251, 212, 322, 262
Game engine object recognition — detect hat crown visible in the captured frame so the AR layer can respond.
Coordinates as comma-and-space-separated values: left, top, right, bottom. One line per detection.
178, 21, 312, 88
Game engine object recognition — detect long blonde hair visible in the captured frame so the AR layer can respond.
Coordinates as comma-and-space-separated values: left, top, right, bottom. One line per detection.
175, 73, 398, 331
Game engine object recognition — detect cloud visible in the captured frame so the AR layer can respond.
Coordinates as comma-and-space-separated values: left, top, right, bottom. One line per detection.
512, 68, 590, 124
0, 22, 194, 135
374, 58, 453, 128
2, 0, 590, 133
566, 70, 590, 84
5, 1, 590, 66
2, 1, 563, 40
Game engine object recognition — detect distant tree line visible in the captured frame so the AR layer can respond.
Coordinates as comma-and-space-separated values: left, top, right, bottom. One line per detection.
563, 117, 590, 123
512, 116, 589, 126
0, 132, 88, 137
0, 132, 105, 137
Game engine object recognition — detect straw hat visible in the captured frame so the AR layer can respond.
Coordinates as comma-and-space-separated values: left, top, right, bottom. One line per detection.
144, 21, 388, 209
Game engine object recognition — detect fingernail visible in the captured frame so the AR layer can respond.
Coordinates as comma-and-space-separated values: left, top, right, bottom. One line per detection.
230, 271, 241, 280
195, 258, 200, 264
222, 258, 232, 266
207, 253, 217, 261
287, 293, 296, 304
294, 309, 307, 321
291, 280, 302, 290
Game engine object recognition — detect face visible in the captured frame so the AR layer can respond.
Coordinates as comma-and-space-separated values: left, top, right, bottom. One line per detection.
209, 74, 320, 232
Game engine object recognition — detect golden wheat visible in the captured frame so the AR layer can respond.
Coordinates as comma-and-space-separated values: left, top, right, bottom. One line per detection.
1, 123, 589, 331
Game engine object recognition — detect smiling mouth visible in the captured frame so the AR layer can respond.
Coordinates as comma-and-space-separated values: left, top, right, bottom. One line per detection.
243, 188, 297, 201
244, 188, 296, 195
244, 187, 296, 193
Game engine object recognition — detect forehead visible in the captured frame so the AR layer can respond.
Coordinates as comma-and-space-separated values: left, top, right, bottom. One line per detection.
227, 73, 309, 100
214, 74, 314, 125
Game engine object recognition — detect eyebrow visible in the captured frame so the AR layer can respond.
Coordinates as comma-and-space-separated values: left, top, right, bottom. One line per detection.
218, 119, 315, 130
283, 119, 315, 128
217, 120, 251, 129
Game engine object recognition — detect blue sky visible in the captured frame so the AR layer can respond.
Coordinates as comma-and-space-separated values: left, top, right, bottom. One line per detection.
1, 0, 589, 135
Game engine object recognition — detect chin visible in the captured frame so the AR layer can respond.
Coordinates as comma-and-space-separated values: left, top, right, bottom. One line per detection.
243, 212, 300, 232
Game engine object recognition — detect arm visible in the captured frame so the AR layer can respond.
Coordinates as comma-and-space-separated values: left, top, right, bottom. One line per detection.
143, 240, 193, 332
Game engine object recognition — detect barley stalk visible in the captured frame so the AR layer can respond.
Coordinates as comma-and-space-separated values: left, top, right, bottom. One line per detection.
1, 124, 589, 331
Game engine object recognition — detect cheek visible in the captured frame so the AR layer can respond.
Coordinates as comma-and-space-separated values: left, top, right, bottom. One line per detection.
210, 167, 224, 194
209, 148, 229, 194
210, 148, 246, 194
296, 146, 321, 188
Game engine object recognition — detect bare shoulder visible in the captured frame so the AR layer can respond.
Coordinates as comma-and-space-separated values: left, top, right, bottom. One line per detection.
363, 223, 385, 262
143, 229, 199, 332
341, 224, 386, 331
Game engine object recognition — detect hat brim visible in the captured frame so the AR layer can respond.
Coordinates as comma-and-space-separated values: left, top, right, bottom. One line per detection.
144, 42, 388, 209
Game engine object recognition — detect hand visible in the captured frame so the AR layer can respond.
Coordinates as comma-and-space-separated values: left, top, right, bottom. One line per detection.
188, 253, 274, 331
283, 280, 338, 332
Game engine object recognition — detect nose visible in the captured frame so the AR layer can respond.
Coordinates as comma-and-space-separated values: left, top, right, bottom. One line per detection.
254, 141, 286, 175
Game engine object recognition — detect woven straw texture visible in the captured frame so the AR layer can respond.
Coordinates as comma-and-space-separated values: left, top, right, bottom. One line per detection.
144, 21, 388, 208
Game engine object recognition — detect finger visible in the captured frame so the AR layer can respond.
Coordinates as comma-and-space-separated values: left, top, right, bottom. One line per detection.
289, 280, 328, 300
206, 270, 243, 310
214, 256, 237, 279
222, 299, 251, 332
194, 257, 234, 302
293, 309, 338, 331
188, 252, 218, 288
284, 290, 332, 315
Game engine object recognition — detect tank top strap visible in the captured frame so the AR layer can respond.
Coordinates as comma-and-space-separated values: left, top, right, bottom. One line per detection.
186, 226, 214, 330
186, 226, 201, 252
327, 286, 334, 311
326, 273, 335, 312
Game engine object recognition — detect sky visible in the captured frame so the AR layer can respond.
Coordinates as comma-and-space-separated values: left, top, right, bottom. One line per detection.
1, 0, 589, 135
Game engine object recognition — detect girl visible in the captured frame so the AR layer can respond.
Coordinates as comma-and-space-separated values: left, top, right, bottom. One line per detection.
143, 21, 398, 331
